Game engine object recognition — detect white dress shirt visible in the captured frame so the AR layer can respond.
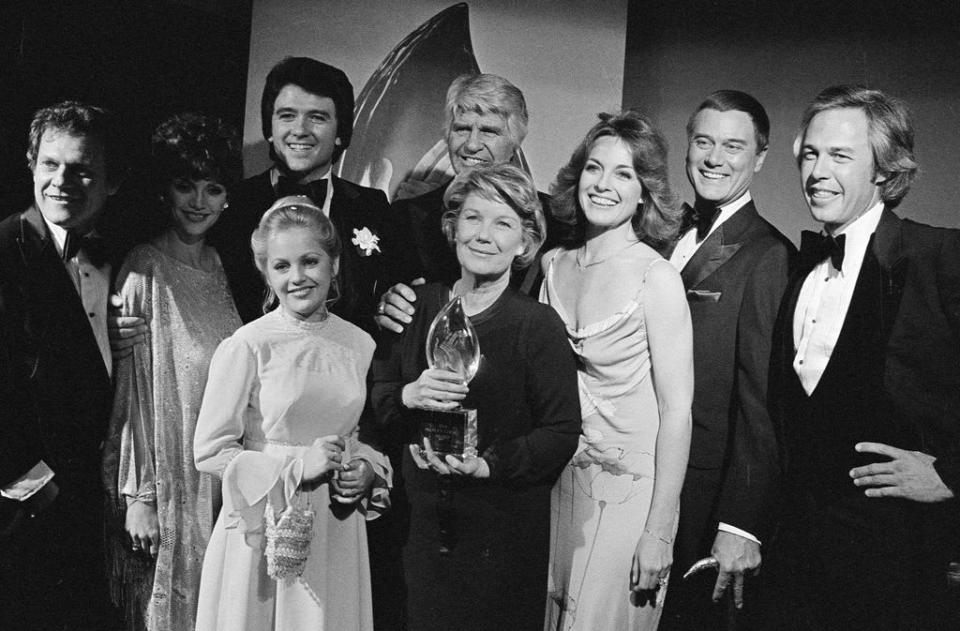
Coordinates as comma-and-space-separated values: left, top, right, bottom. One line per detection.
793, 202, 885, 395
0, 217, 112, 501
669, 191, 753, 271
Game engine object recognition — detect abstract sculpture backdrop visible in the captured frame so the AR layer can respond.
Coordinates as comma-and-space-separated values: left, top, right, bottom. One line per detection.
243, 0, 628, 194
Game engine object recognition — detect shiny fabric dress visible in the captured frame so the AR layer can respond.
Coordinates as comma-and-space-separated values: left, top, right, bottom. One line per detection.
541, 250, 675, 631
107, 244, 241, 631
193, 309, 390, 631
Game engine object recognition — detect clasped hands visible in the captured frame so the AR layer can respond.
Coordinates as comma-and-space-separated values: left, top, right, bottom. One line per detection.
402, 368, 488, 478
302, 435, 375, 504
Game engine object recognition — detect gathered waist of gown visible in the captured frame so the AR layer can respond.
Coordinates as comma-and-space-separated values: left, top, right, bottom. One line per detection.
244, 436, 313, 449
571, 429, 656, 481
242, 437, 316, 461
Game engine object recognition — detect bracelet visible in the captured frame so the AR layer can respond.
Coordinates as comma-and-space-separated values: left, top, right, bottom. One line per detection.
644, 528, 673, 545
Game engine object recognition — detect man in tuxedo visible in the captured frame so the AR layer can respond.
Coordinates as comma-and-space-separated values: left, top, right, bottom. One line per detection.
210, 56, 409, 330
375, 73, 557, 333
661, 90, 793, 630
0, 102, 122, 630
764, 85, 960, 631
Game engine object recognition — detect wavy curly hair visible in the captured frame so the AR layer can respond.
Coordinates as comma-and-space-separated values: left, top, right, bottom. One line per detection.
794, 85, 917, 209
151, 113, 242, 192
441, 163, 545, 270
27, 101, 123, 184
549, 110, 681, 252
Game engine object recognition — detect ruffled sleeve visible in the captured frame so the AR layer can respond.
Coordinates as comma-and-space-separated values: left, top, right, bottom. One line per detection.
220, 451, 305, 541
193, 334, 258, 478
105, 250, 156, 506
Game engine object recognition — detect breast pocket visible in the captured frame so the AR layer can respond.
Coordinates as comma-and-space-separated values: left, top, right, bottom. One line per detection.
687, 289, 722, 302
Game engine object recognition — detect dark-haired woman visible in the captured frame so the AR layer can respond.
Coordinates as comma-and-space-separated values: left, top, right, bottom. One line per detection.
105, 113, 243, 631
541, 111, 694, 631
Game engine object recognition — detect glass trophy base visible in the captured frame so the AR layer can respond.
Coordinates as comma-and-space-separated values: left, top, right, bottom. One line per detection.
419, 408, 478, 459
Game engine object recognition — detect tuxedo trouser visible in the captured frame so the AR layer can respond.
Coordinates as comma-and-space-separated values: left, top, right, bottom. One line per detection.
758, 492, 956, 631
0, 494, 119, 631
660, 466, 762, 631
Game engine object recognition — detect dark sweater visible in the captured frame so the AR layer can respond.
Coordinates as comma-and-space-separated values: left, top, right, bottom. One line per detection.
370, 283, 580, 630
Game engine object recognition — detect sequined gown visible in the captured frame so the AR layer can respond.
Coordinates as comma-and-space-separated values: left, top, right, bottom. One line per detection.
541, 248, 676, 631
193, 308, 391, 631
108, 243, 241, 631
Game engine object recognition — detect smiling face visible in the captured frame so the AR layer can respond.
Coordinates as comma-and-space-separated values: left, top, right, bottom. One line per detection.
446, 110, 518, 174
454, 193, 525, 284
270, 84, 340, 180
166, 177, 227, 242
32, 130, 116, 233
799, 107, 884, 234
686, 108, 766, 207
577, 136, 644, 234
265, 226, 339, 322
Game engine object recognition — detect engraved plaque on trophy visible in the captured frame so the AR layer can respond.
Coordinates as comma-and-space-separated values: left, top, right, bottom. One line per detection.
422, 295, 480, 459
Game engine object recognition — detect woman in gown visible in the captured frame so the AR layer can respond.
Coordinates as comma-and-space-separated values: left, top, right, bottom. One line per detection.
370, 163, 581, 631
193, 196, 391, 631
541, 111, 694, 631
104, 113, 243, 631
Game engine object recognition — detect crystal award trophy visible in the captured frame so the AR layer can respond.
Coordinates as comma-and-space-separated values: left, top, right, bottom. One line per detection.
422, 295, 481, 459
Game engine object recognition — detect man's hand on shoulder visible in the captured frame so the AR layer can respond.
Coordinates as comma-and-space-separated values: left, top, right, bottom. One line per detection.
710, 530, 761, 608
850, 442, 955, 502
375, 278, 424, 334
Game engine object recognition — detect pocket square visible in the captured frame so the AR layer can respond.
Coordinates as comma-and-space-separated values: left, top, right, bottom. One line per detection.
687, 289, 722, 302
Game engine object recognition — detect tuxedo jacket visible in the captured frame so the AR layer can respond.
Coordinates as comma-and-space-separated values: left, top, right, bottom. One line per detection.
389, 181, 560, 295
210, 169, 413, 331
771, 207, 960, 500
0, 206, 114, 534
675, 200, 794, 539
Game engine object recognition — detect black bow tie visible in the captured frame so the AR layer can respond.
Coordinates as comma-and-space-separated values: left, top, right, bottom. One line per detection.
690, 202, 721, 242
799, 230, 846, 272
62, 231, 110, 268
276, 176, 328, 205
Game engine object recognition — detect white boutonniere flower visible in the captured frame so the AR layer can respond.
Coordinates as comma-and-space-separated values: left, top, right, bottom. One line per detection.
351, 227, 381, 256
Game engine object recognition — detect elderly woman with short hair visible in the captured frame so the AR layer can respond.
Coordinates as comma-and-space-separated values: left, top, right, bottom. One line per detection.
371, 163, 580, 630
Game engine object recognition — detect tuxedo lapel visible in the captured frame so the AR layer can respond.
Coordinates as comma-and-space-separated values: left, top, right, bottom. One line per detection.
871, 208, 907, 342
17, 206, 110, 387
786, 208, 906, 389
18, 208, 83, 329
329, 174, 361, 229
680, 202, 760, 290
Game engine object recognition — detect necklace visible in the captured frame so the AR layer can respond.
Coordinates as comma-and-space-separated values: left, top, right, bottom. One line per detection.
575, 239, 643, 270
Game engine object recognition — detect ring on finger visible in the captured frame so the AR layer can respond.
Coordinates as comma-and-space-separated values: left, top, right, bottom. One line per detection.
377, 303, 386, 315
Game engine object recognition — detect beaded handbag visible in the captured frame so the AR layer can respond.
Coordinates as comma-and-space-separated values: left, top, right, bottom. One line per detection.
264, 498, 316, 580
